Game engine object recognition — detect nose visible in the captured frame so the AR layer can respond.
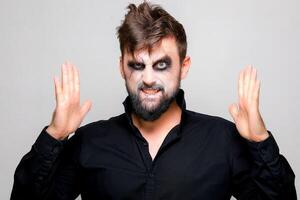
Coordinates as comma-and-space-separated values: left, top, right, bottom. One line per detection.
142, 66, 156, 86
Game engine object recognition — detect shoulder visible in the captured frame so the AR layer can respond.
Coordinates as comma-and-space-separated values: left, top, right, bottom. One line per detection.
184, 110, 243, 143
79, 113, 126, 132
184, 109, 235, 130
72, 113, 127, 140
184, 110, 248, 158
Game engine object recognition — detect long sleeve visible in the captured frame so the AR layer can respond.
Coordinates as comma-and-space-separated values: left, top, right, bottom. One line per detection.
228, 123, 297, 199
11, 127, 81, 200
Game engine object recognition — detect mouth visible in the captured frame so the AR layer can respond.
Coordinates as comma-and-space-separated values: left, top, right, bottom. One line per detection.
141, 88, 161, 95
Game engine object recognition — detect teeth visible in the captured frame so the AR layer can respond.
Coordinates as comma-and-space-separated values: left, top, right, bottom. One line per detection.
142, 89, 159, 94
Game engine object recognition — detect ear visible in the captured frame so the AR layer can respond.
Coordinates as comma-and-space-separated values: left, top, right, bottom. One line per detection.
119, 56, 125, 79
180, 56, 191, 80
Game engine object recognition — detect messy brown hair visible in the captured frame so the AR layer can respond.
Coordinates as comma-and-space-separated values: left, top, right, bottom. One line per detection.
117, 1, 187, 63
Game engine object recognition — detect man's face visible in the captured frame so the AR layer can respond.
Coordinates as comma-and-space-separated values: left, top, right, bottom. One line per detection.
120, 37, 183, 121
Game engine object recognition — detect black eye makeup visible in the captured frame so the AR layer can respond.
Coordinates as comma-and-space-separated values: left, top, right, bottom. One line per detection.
127, 61, 145, 70
127, 55, 172, 71
153, 56, 172, 71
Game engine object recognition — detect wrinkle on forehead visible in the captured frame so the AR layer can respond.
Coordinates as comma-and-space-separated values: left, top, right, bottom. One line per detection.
130, 36, 179, 65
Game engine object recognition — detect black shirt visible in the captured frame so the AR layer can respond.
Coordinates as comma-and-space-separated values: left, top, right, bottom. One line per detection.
11, 89, 297, 200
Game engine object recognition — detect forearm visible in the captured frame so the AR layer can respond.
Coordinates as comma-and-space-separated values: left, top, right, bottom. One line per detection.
232, 131, 297, 200
246, 132, 297, 199
11, 127, 65, 200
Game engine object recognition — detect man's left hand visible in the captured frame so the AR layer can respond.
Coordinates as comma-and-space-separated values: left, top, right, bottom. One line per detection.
228, 65, 269, 142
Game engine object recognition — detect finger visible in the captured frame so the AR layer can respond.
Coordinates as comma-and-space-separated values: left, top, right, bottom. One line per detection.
253, 79, 260, 106
238, 69, 244, 99
243, 65, 252, 99
80, 100, 92, 119
66, 61, 74, 94
72, 65, 80, 105
248, 67, 257, 101
54, 76, 62, 103
228, 103, 239, 123
62, 63, 69, 95
73, 65, 80, 94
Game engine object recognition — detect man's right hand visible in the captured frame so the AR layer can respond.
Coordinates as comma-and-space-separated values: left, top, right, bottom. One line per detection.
46, 61, 92, 140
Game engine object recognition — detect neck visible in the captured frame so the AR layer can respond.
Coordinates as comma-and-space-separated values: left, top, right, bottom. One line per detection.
131, 100, 182, 134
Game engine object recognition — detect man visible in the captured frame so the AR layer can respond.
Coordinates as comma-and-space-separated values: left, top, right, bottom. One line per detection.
11, 2, 296, 200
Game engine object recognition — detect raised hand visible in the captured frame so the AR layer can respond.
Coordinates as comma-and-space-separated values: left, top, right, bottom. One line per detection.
46, 61, 92, 140
228, 65, 269, 142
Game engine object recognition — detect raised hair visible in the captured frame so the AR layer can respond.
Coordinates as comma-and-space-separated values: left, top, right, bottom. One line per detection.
117, 1, 187, 62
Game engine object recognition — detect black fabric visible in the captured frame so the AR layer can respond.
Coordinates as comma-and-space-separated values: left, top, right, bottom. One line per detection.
11, 89, 297, 200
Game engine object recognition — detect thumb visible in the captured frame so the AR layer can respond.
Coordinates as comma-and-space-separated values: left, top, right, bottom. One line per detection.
228, 103, 239, 123
80, 100, 92, 119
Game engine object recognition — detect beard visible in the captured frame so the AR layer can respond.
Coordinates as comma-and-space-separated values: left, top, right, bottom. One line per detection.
125, 80, 180, 121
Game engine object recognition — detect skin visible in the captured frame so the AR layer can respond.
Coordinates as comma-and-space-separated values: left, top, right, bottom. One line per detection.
119, 36, 191, 159
120, 37, 190, 120
46, 61, 92, 140
228, 65, 269, 142
46, 36, 269, 160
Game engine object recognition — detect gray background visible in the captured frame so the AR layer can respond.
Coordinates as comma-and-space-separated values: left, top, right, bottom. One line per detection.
0, 0, 299, 199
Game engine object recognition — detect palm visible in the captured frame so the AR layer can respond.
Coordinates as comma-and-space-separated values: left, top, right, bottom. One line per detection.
47, 62, 92, 140
229, 66, 269, 142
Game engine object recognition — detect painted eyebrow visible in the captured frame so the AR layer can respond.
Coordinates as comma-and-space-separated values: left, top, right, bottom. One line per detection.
127, 60, 145, 67
127, 55, 172, 66
152, 55, 172, 67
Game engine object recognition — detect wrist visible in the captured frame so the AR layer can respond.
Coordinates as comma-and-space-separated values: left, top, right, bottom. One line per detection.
46, 125, 67, 141
250, 130, 270, 142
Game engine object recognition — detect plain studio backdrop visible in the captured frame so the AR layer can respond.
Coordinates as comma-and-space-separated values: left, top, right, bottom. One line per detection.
0, 0, 299, 199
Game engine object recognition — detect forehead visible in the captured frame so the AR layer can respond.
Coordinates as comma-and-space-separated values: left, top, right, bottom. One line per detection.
124, 36, 180, 63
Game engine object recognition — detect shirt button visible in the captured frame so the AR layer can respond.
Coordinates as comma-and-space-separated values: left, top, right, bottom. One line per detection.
52, 146, 60, 153
149, 173, 154, 178
45, 160, 52, 164
260, 149, 266, 154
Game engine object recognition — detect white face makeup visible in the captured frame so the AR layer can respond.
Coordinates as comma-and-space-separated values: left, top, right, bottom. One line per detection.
121, 36, 182, 121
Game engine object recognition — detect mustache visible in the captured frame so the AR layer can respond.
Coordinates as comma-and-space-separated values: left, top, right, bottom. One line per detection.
138, 83, 164, 92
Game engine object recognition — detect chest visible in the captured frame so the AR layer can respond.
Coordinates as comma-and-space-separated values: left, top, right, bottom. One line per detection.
146, 136, 166, 161
79, 134, 232, 200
